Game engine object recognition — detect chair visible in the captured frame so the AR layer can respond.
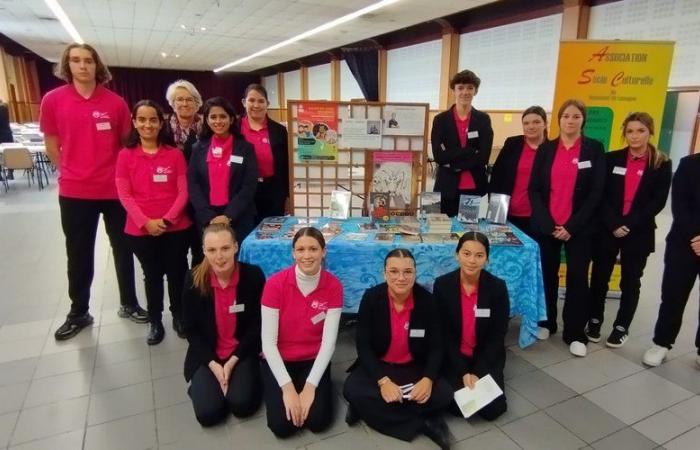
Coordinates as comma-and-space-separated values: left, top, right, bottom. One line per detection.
2, 147, 46, 190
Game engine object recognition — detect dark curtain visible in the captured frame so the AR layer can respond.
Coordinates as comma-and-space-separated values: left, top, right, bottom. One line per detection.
35, 62, 259, 114
342, 49, 379, 101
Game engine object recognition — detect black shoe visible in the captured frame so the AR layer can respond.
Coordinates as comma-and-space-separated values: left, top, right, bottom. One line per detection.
585, 319, 602, 343
54, 313, 94, 341
345, 404, 360, 426
606, 326, 628, 348
422, 417, 455, 450
172, 317, 186, 339
118, 304, 149, 323
147, 322, 165, 345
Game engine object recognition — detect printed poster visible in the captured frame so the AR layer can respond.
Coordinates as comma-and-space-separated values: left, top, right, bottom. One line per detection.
340, 118, 382, 149
297, 102, 338, 161
382, 105, 426, 136
367, 151, 418, 216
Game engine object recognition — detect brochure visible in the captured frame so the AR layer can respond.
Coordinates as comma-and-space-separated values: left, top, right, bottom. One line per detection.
457, 195, 481, 224
453, 374, 504, 418
486, 193, 510, 224
419, 192, 441, 218
369, 192, 391, 223
329, 190, 352, 220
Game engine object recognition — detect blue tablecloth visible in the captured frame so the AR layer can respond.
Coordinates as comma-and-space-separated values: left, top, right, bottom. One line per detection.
239, 217, 546, 348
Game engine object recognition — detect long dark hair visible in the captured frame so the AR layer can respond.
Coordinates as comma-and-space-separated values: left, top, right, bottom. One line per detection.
384, 248, 416, 268
621, 112, 668, 169
292, 227, 326, 249
522, 105, 548, 141
199, 97, 239, 140
125, 100, 174, 148
456, 231, 490, 257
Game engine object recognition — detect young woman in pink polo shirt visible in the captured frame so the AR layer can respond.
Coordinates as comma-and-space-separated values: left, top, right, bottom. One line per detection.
116, 100, 191, 345
238, 84, 289, 226
587, 113, 671, 348
529, 99, 606, 357
181, 223, 265, 426
188, 97, 258, 243
343, 249, 454, 449
434, 232, 510, 422
260, 227, 342, 437
490, 106, 548, 238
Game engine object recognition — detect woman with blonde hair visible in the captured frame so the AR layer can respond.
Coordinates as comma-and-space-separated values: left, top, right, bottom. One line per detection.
181, 222, 265, 426
587, 112, 671, 348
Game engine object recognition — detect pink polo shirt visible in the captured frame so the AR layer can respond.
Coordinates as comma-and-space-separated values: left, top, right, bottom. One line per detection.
115, 145, 191, 236
460, 285, 478, 357
509, 142, 538, 217
212, 268, 241, 360
261, 266, 343, 361
240, 117, 274, 178
549, 138, 582, 226
623, 152, 647, 216
206, 134, 234, 206
453, 108, 476, 190
39, 84, 131, 199
382, 293, 415, 364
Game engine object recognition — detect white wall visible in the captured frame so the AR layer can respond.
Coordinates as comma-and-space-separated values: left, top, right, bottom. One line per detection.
262, 74, 279, 109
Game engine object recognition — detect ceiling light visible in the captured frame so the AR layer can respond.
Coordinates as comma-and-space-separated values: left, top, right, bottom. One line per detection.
161, 52, 167, 58
175, 54, 180, 58
200, 27, 206, 31
213, 0, 401, 72
43, 0, 83, 44
180, 24, 187, 30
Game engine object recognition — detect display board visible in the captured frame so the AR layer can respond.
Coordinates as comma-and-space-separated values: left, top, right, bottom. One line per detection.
287, 100, 430, 218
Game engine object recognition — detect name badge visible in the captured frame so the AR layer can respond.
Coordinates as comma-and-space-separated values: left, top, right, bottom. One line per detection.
96, 122, 111, 131
467, 130, 479, 139
578, 160, 592, 169
152, 174, 168, 183
475, 308, 491, 318
310, 311, 326, 325
612, 166, 627, 176
229, 303, 245, 314
212, 147, 223, 158
230, 155, 243, 165
409, 329, 425, 338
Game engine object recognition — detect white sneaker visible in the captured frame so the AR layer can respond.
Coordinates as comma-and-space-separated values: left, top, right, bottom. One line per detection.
569, 341, 587, 357
642, 345, 669, 367
537, 327, 550, 340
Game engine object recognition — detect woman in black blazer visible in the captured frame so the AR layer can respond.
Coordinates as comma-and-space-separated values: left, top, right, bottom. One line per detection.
188, 97, 258, 242
431, 70, 494, 216
238, 84, 289, 226
588, 112, 671, 348
489, 106, 548, 237
181, 223, 265, 426
343, 249, 454, 449
529, 99, 606, 357
434, 232, 510, 421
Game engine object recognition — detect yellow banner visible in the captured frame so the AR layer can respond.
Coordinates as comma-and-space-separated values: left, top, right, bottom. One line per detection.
551, 40, 674, 150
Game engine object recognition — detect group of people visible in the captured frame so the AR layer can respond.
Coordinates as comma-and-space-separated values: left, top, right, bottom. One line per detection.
435, 69, 699, 366
39, 43, 288, 345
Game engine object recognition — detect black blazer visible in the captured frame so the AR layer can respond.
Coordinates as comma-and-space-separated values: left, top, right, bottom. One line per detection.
667, 153, 700, 244
182, 262, 265, 381
187, 135, 258, 229
490, 135, 529, 197
236, 117, 289, 200
350, 283, 443, 382
431, 105, 494, 197
528, 136, 606, 237
598, 148, 671, 253
433, 269, 509, 379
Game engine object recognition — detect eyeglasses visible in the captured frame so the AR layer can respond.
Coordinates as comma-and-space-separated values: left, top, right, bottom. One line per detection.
175, 97, 196, 104
385, 269, 416, 279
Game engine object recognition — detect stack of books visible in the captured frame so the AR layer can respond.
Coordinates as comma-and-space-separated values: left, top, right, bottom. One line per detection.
425, 213, 452, 233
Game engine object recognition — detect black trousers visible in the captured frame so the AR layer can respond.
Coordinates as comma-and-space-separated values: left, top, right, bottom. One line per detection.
261, 359, 334, 437
508, 215, 535, 241
127, 229, 190, 323
343, 362, 453, 442
440, 188, 481, 218
652, 239, 700, 350
254, 179, 286, 227
58, 196, 138, 317
188, 356, 262, 426
537, 233, 592, 344
589, 232, 650, 331
445, 355, 507, 421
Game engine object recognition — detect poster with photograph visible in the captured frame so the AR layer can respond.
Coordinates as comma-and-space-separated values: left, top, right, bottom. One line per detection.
297, 102, 338, 161
366, 151, 418, 217
382, 105, 426, 136
340, 118, 382, 149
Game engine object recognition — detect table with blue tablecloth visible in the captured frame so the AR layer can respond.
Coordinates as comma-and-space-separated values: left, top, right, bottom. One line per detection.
239, 217, 546, 348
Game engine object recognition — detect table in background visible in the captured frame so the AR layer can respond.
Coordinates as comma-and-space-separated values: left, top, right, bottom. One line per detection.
239, 217, 546, 347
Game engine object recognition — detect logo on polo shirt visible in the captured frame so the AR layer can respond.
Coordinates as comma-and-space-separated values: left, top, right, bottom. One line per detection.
310, 300, 328, 311
92, 111, 111, 119
156, 166, 173, 174
637, 169, 643, 176
572, 158, 579, 165
404, 322, 409, 330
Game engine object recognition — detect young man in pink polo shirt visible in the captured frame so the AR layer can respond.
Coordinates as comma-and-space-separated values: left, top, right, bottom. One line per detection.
40, 43, 147, 341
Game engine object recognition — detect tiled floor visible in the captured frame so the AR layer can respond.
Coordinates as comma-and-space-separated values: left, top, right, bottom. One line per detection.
0, 175, 698, 450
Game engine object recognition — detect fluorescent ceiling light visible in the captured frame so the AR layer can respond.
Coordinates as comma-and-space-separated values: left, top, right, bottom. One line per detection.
213, 0, 401, 72
44, 0, 83, 44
